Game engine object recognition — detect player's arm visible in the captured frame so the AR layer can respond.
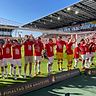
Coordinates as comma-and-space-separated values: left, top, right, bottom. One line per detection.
41, 42, 44, 51
21, 38, 27, 45
3, 39, 8, 48
44, 44, 47, 50
72, 36, 76, 44
53, 42, 56, 47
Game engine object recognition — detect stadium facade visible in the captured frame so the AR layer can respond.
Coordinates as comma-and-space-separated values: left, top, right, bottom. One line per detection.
0, 17, 20, 37
0, 25, 16, 37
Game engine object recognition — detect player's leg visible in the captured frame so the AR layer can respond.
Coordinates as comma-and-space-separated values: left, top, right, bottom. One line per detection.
69, 58, 73, 70
50, 56, 54, 72
81, 55, 86, 69
83, 60, 85, 69
0, 60, 4, 78
67, 61, 70, 71
85, 53, 90, 68
37, 56, 42, 74
9, 58, 14, 76
29, 56, 33, 77
91, 52, 94, 65
18, 66, 21, 77
74, 58, 78, 68
67, 56, 70, 71
58, 59, 61, 71
29, 62, 32, 77
13, 60, 17, 80
61, 59, 63, 71
37, 61, 41, 74
34, 56, 38, 76
1, 66, 4, 78
66, 55, 69, 70
70, 54, 73, 70
24, 56, 28, 78
57, 53, 61, 71
17, 59, 22, 77
50, 63, 53, 73
47, 63, 52, 76
24, 64, 27, 78
60, 53, 64, 71
67, 55, 72, 71
10, 64, 14, 75
3, 58, 8, 77
14, 66, 17, 80
70, 60, 73, 70
47, 63, 51, 75
47, 57, 52, 75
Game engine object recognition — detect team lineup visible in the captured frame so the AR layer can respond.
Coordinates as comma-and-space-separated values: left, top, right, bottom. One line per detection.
0, 34, 96, 80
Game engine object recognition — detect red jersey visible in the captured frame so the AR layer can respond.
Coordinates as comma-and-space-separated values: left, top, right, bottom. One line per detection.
24, 40, 34, 56
34, 41, 44, 56
65, 42, 73, 55
0, 48, 3, 60
12, 44, 21, 59
45, 43, 54, 57
79, 44, 86, 55
89, 42, 95, 52
3, 43, 12, 58
85, 44, 90, 53
74, 47, 80, 58
56, 40, 65, 53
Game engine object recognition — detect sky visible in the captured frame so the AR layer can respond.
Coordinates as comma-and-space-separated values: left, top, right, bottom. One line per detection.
0, 0, 79, 37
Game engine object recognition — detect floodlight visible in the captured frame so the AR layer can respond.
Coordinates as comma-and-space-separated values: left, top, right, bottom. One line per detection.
57, 17, 60, 20
75, 11, 79, 14
67, 7, 71, 11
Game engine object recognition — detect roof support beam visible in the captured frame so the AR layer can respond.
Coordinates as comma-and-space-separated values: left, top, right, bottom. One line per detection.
80, 2, 96, 13
77, 3, 96, 17
61, 10, 87, 21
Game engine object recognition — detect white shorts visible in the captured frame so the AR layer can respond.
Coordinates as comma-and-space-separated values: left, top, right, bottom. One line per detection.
48, 56, 54, 64
86, 53, 90, 59
89, 52, 95, 62
25, 56, 33, 64
0, 60, 4, 67
81, 54, 86, 60
90, 52, 95, 57
34, 56, 42, 61
3, 58, 13, 66
74, 58, 79, 63
13, 59, 21, 67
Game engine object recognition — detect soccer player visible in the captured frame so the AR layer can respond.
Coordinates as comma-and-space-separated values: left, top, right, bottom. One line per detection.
18, 34, 23, 44
23, 35, 34, 78
74, 43, 80, 68
0, 43, 4, 78
84, 38, 90, 68
79, 39, 86, 69
3, 38, 13, 77
34, 37, 44, 76
89, 38, 96, 67
65, 36, 76, 71
12, 40, 22, 80
45, 38, 55, 75
56, 36, 66, 71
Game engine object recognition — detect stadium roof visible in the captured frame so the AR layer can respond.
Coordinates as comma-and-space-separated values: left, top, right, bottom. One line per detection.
0, 17, 20, 30
22, 0, 96, 30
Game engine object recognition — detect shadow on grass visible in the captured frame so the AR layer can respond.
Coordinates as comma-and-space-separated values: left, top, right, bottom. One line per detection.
0, 70, 61, 88
0, 75, 48, 89
23, 74, 96, 96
